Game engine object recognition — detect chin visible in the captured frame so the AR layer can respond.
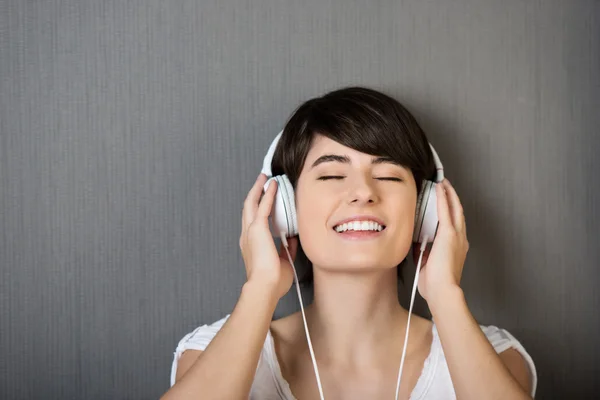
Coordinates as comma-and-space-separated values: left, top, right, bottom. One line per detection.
308, 253, 401, 274
302, 236, 408, 269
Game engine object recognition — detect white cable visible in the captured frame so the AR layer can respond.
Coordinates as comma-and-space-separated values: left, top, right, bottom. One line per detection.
394, 235, 429, 400
280, 232, 326, 400
281, 232, 429, 400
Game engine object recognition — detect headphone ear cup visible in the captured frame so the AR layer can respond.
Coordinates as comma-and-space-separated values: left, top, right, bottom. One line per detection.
413, 180, 438, 244
265, 175, 298, 237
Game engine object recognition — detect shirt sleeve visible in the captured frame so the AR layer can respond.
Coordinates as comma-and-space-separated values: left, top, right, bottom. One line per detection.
170, 314, 231, 387
480, 325, 538, 398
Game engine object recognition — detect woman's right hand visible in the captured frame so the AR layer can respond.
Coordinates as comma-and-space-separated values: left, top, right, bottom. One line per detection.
239, 173, 299, 301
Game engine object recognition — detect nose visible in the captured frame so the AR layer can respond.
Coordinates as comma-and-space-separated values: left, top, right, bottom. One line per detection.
347, 175, 379, 205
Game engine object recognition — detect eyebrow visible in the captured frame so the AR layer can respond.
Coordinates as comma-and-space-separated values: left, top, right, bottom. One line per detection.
310, 154, 405, 169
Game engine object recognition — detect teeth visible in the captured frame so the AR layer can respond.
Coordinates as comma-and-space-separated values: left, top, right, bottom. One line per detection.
334, 220, 385, 233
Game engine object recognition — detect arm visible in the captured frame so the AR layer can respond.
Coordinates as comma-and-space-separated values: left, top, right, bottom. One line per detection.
416, 179, 533, 400
429, 286, 532, 399
161, 282, 278, 400
162, 174, 298, 400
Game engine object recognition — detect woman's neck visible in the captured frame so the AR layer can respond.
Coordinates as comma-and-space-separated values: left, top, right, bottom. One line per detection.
303, 266, 409, 369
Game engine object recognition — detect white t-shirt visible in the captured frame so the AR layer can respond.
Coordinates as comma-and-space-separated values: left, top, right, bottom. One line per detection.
170, 315, 537, 399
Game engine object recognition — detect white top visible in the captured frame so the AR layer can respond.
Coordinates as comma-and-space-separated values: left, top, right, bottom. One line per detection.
170, 315, 537, 399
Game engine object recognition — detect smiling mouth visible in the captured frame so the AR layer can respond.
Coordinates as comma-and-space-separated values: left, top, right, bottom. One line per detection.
333, 221, 387, 233
332, 226, 386, 241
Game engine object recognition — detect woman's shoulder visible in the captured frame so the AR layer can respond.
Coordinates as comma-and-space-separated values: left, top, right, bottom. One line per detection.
430, 321, 533, 359
470, 324, 535, 368
429, 321, 537, 398
173, 314, 231, 354
170, 314, 288, 397
172, 312, 291, 360
170, 314, 232, 386
480, 324, 538, 397
477, 324, 530, 354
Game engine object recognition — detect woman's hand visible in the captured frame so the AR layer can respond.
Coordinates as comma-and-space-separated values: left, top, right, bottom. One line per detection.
413, 179, 469, 305
239, 173, 299, 301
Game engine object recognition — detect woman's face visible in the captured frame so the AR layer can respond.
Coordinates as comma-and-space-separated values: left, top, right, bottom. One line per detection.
295, 134, 418, 273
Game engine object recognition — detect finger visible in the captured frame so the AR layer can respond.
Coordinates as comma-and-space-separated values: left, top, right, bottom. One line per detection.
243, 174, 269, 227
256, 179, 278, 219
443, 179, 466, 233
435, 182, 453, 232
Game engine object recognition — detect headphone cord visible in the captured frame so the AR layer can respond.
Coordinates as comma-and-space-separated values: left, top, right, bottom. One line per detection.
280, 232, 429, 400
395, 235, 428, 400
280, 233, 326, 400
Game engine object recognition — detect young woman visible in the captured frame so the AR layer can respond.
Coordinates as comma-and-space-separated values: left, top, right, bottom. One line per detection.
161, 87, 537, 400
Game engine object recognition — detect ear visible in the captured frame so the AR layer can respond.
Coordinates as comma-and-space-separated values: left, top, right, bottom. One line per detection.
412, 242, 431, 268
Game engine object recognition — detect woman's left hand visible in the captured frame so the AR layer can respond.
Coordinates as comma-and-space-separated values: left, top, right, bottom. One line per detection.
412, 179, 470, 305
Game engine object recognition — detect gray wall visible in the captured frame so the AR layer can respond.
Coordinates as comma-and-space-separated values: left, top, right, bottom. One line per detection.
1, 0, 598, 398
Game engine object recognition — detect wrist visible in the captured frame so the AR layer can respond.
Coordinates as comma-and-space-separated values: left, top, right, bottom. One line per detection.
242, 280, 280, 309
428, 285, 465, 315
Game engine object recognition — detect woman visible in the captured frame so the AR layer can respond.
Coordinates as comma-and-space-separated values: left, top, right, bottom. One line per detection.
162, 87, 537, 399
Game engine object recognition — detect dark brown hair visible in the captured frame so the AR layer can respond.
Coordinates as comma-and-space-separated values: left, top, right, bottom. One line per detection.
270, 86, 437, 285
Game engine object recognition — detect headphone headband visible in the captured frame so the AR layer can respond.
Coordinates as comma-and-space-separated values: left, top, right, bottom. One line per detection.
261, 130, 444, 183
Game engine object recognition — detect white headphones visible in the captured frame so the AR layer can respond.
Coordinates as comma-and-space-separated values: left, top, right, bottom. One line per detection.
261, 130, 445, 245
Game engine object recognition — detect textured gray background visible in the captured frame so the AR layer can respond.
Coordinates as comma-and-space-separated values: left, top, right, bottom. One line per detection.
1, 0, 599, 399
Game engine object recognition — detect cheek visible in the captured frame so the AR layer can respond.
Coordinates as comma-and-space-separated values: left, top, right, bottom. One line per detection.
295, 188, 329, 237
294, 185, 335, 263
393, 196, 418, 241
391, 210, 416, 258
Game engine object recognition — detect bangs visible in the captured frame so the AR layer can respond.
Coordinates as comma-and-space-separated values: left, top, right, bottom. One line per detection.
271, 87, 435, 193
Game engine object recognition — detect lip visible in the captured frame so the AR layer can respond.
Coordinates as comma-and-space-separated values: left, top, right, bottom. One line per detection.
331, 215, 387, 229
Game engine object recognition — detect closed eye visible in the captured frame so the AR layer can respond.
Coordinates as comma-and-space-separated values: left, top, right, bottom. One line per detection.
377, 177, 403, 182
317, 176, 403, 182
